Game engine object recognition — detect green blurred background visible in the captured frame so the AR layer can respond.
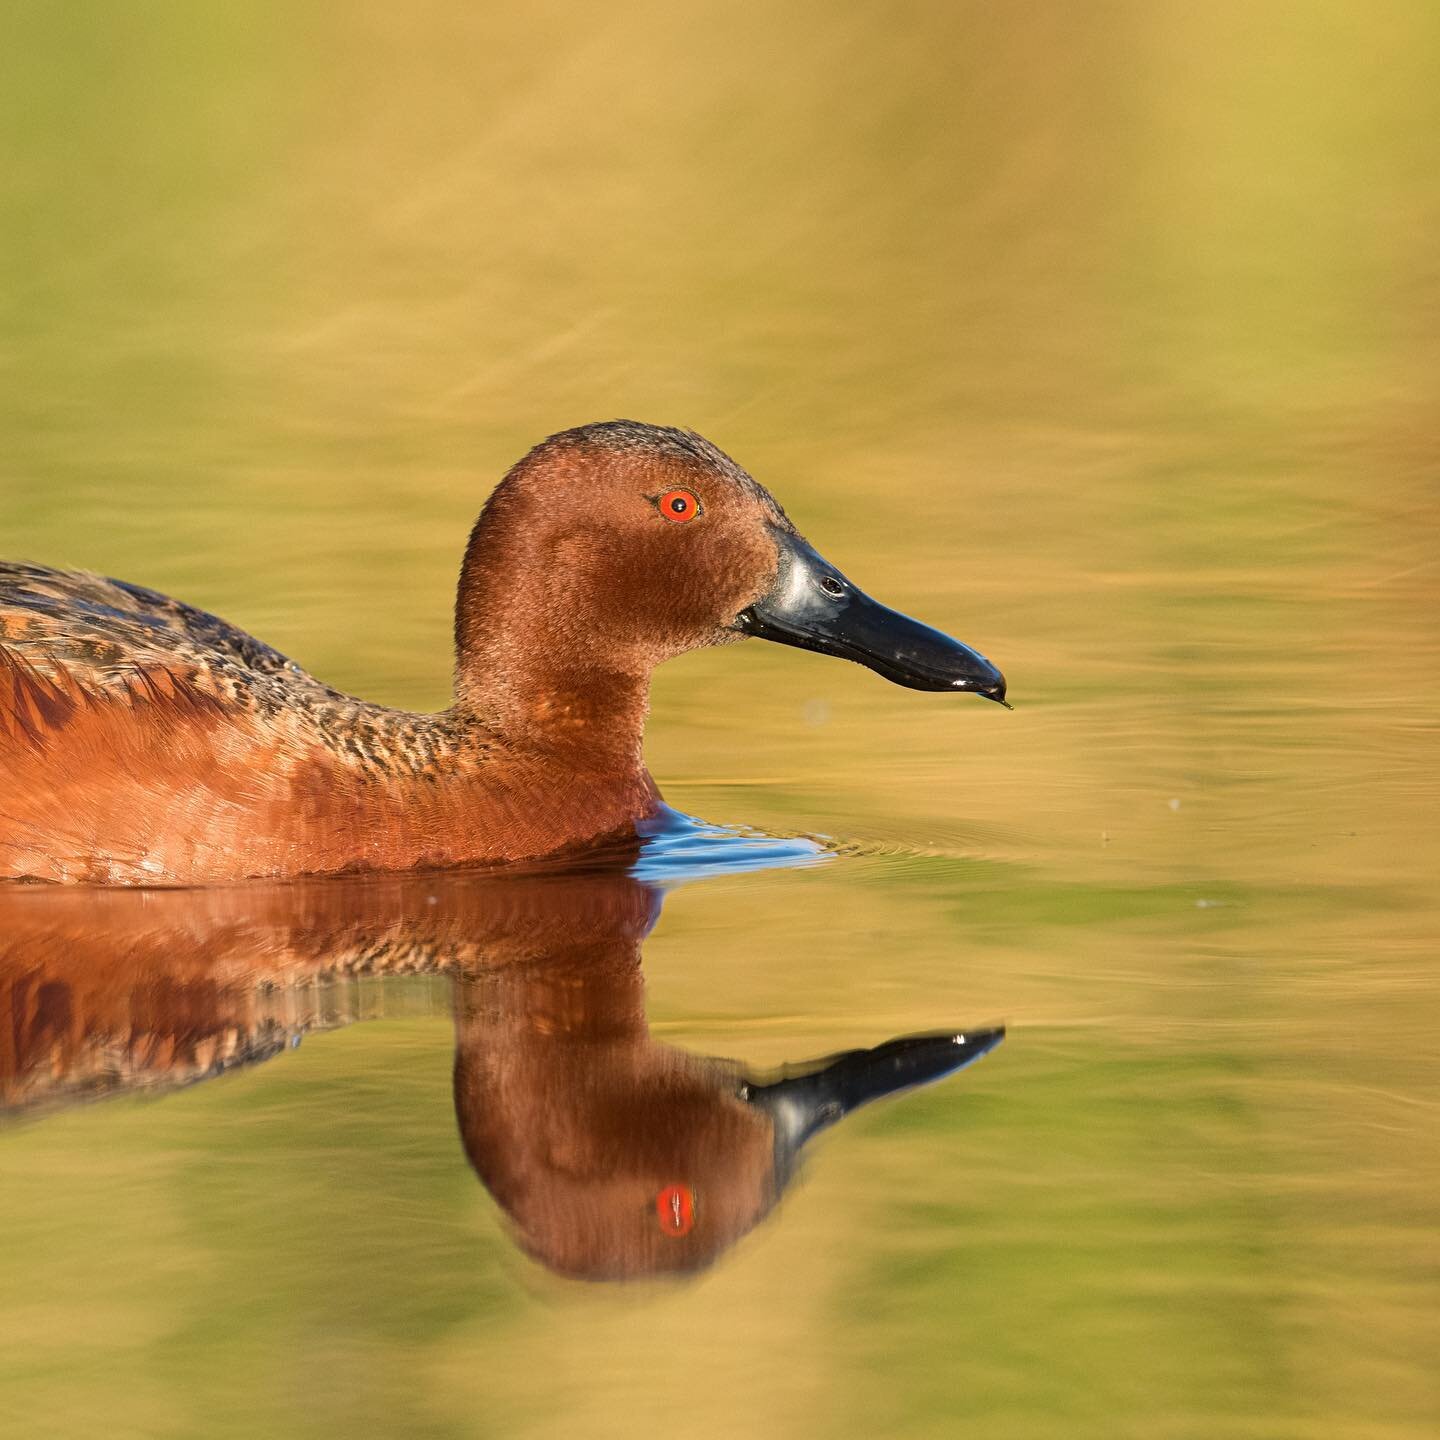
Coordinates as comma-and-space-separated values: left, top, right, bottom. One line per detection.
1, 3, 1437, 1438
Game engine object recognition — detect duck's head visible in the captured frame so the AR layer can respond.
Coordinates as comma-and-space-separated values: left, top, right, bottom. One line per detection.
456, 420, 1006, 718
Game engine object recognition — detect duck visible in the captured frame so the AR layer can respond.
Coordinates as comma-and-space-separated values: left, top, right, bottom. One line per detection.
0, 420, 1006, 885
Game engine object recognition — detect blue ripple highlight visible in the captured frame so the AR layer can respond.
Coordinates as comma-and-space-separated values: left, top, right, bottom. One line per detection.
632, 806, 831, 886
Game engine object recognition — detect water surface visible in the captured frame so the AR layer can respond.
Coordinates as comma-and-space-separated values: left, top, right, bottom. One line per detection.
1, 3, 1437, 1438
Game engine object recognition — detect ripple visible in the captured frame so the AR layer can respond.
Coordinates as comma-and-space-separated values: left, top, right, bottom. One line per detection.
632, 805, 832, 886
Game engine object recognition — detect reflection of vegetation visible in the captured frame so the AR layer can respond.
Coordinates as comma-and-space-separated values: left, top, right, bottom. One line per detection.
0, 0, 1436, 1434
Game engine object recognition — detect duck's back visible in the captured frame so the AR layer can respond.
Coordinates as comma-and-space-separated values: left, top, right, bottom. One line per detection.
0, 565, 458, 884
0, 562, 328, 704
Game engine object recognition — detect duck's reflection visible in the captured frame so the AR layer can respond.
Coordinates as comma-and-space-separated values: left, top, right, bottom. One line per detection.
0, 862, 1001, 1280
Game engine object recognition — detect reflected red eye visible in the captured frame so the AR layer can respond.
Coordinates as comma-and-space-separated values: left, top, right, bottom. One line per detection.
656, 1184, 695, 1236
658, 489, 700, 523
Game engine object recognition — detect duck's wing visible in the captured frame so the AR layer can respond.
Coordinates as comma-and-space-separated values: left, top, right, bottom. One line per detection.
0, 562, 336, 711
0, 565, 347, 882
0, 564, 512, 884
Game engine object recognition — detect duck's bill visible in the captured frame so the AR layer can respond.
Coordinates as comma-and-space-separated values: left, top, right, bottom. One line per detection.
745, 1027, 1005, 1171
735, 530, 1009, 704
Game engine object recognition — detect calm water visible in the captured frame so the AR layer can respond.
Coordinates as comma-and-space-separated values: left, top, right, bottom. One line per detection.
2, 3, 1438, 1438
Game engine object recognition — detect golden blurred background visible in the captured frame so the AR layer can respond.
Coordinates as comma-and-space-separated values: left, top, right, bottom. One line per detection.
1, 3, 1437, 1437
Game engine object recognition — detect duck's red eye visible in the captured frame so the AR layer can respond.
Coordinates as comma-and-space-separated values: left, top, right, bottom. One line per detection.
656, 1184, 695, 1236
658, 489, 700, 523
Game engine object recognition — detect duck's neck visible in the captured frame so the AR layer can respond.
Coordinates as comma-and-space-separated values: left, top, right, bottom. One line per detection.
455, 645, 652, 774
451, 499, 656, 775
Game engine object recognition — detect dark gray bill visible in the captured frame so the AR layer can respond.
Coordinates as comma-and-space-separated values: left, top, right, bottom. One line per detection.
744, 1027, 1005, 1179
735, 529, 1009, 703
